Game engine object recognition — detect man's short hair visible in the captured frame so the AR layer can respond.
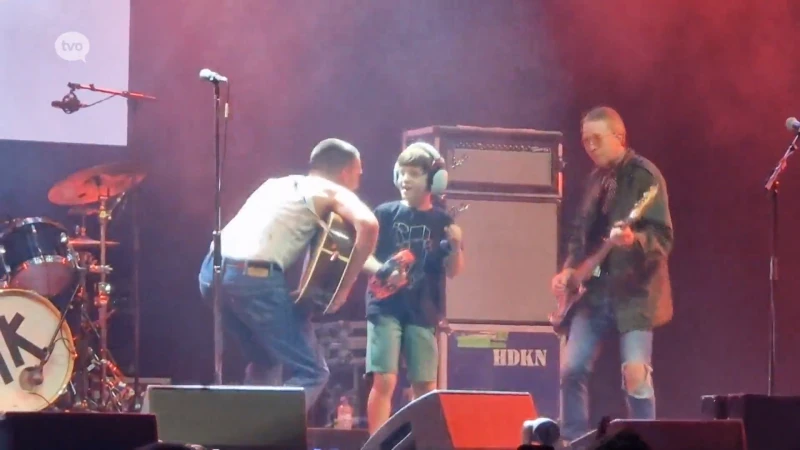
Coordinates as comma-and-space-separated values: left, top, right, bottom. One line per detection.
397, 142, 436, 173
581, 106, 627, 145
309, 138, 360, 173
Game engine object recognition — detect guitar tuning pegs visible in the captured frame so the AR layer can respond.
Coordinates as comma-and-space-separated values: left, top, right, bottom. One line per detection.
450, 154, 468, 169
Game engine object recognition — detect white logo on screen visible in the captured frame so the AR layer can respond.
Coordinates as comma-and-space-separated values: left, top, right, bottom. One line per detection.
55, 31, 90, 62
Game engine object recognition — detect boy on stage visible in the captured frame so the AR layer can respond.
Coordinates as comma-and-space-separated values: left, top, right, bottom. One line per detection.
363, 142, 465, 433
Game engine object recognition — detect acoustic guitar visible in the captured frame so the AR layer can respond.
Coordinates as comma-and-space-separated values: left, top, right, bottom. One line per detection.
548, 184, 659, 335
294, 212, 356, 316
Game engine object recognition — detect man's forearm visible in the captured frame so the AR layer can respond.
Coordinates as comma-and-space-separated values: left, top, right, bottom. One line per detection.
338, 232, 378, 293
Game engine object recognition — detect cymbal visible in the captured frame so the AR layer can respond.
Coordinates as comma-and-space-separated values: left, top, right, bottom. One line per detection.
70, 236, 120, 247
48, 162, 146, 206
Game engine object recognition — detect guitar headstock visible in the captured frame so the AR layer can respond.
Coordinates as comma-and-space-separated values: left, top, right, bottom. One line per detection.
627, 184, 659, 222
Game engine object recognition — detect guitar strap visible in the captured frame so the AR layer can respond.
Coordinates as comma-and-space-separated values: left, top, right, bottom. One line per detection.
598, 171, 617, 215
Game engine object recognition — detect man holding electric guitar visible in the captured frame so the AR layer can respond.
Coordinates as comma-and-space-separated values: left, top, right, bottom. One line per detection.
550, 106, 674, 442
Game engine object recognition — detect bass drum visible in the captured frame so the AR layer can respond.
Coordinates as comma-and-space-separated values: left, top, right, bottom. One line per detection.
0, 289, 75, 412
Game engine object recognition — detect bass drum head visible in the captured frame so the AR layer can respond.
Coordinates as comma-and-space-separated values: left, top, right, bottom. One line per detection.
0, 289, 74, 412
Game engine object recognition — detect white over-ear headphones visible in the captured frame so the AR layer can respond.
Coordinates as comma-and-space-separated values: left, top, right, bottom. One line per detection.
393, 142, 449, 195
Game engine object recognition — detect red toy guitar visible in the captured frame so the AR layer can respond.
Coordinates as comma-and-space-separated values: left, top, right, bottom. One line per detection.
367, 249, 416, 300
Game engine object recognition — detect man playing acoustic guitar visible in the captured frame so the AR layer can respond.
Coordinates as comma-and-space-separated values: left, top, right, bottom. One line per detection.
197, 138, 378, 410
551, 106, 674, 441
362, 142, 465, 434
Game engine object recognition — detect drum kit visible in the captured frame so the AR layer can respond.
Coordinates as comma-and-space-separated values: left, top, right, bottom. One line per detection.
0, 162, 145, 413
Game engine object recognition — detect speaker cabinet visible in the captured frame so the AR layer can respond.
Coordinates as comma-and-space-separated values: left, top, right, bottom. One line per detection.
701, 393, 800, 450
0, 412, 157, 450
361, 389, 537, 450
402, 125, 563, 195
572, 419, 747, 450
142, 385, 306, 450
443, 193, 559, 323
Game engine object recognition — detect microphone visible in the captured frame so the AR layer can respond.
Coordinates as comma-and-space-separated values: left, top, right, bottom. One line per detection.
199, 68, 228, 83
785, 117, 800, 132
521, 417, 560, 447
51, 93, 86, 114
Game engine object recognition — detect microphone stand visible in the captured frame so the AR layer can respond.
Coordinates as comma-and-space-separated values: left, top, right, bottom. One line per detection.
67, 82, 157, 101
763, 131, 798, 396
210, 80, 224, 385
62, 81, 155, 408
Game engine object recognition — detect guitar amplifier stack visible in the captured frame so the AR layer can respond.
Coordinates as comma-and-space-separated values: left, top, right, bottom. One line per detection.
402, 125, 563, 324
401, 125, 564, 417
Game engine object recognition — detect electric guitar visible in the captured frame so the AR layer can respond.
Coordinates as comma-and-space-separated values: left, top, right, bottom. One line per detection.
548, 184, 660, 335
294, 212, 356, 316
367, 248, 416, 300
366, 201, 468, 300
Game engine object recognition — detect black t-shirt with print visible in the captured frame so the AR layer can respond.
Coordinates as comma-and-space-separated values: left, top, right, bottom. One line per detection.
365, 200, 453, 327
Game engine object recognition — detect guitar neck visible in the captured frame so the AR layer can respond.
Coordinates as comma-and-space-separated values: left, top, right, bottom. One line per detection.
567, 183, 659, 286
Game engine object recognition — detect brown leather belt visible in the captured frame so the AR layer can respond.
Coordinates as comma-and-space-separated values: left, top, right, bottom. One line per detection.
223, 258, 282, 272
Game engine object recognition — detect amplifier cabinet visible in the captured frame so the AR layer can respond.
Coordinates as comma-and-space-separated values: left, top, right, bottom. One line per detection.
402, 125, 563, 196
437, 323, 562, 421
444, 192, 559, 324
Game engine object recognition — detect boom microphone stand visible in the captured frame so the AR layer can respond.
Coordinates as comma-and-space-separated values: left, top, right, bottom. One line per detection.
53, 81, 155, 408
763, 117, 800, 396
199, 68, 229, 385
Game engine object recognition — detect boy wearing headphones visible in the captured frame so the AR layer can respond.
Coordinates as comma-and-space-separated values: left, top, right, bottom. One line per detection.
364, 142, 465, 434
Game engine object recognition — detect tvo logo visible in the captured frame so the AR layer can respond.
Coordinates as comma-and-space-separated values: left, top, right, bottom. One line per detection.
55, 32, 90, 62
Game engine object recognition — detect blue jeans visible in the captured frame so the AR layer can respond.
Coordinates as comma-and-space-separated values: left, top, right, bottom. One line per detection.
198, 251, 329, 411
560, 300, 655, 440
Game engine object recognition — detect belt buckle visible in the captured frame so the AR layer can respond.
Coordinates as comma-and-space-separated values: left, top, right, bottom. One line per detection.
245, 265, 270, 277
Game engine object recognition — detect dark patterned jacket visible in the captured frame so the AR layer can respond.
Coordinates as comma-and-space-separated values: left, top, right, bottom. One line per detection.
562, 149, 674, 333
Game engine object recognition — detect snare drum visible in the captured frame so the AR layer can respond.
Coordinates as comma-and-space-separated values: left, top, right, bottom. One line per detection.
0, 289, 75, 412
0, 218, 76, 297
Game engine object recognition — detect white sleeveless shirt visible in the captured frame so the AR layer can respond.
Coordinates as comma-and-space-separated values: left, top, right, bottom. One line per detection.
219, 175, 324, 269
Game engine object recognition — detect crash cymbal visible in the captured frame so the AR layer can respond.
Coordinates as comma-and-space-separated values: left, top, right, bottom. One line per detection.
48, 162, 146, 206
69, 236, 120, 247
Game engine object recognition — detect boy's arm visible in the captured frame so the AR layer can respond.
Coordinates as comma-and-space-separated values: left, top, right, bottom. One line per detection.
444, 223, 464, 278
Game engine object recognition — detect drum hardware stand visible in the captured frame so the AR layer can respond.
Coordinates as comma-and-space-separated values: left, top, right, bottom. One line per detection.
47, 158, 148, 412
63, 243, 131, 412
61, 200, 129, 412
94, 191, 114, 407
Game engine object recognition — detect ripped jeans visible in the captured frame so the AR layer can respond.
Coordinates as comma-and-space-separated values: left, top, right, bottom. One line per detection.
560, 300, 655, 441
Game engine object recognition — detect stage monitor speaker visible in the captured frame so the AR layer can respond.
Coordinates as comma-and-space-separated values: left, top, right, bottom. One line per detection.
0, 411, 157, 450
701, 393, 800, 450
361, 389, 537, 450
142, 384, 306, 450
571, 419, 747, 450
